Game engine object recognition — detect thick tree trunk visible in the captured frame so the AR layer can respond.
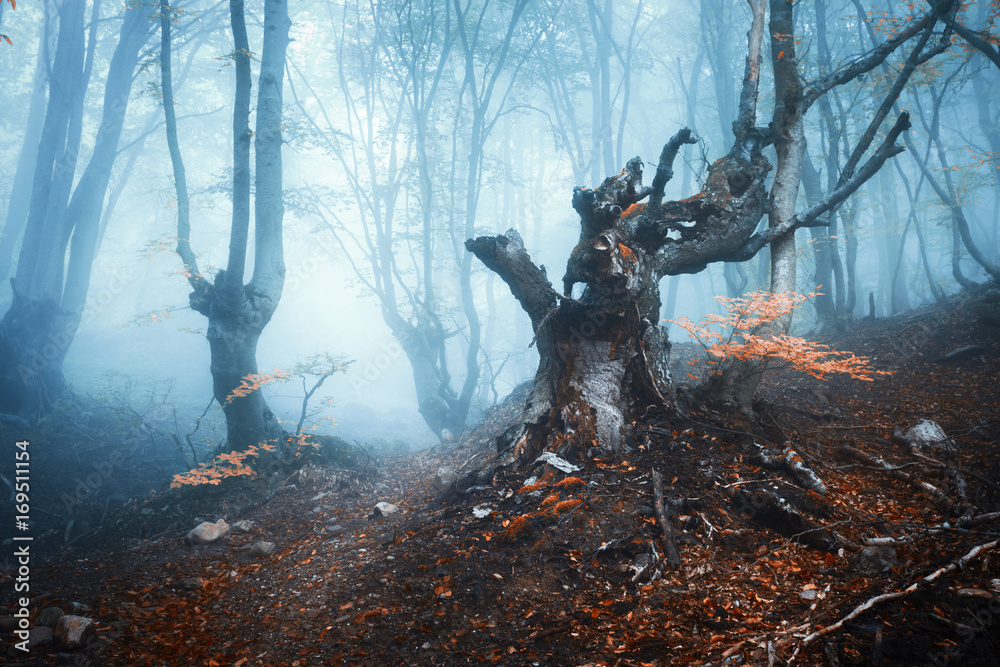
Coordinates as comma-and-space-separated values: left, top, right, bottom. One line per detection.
207, 0, 289, 452
0, 3, 153, 421
466, 228, 666, 463
468, 124, 772, 462
0, 287, 62, 420
389, 318, 467, 439
203, 292, 285, 450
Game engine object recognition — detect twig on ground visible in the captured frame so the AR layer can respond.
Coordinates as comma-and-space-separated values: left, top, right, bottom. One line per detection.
652, 469, 682, 569
838, 446, 950, 507
786, 539, 999, 664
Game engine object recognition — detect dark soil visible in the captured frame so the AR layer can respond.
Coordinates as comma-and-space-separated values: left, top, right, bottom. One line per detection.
2, 288, 999, 666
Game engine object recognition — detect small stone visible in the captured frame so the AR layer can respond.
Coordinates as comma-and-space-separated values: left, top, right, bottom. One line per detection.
434, 468, 459, 490
28, 625, 53, 649
533, 452, 580, 473
904, 419, 955, 452
53, 615, 96, 649
0, 616, 20, 633
173, 578, 204, 591
854, 546, 897, 574
799, 589, 818, 601
36, 606, 65, 628
186, 519, 229, 545
65, 602, 90, 615
373, 502, 399, 517
250, 541, 277, 556
421, 642, 432, 650
231, 520, 255, 533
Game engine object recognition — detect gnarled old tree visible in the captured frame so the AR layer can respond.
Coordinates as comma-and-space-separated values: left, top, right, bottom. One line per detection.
161, 0, 291, 452
467, 0, 956, 465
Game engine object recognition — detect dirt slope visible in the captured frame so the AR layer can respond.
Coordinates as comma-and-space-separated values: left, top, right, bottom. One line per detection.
3, 288, 999, 666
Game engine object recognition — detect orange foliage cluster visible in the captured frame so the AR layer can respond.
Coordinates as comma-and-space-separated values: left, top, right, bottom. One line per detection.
621, 202, 646, 218
226, 368, 293, 403
170, 442, 276, 488
288, 429, 322, 455
867, 3, 922, 37
498, 515, 530, 542
670, 290, 890, 382
555, 476, 585, 489
539, 493, 561, 508
550, 498, 583, 514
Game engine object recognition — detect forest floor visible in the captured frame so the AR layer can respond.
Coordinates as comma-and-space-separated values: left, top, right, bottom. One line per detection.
3, 287, 1000, 666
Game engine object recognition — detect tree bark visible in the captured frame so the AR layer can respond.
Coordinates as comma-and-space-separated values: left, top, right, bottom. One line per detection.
0, 2, 153, 421
705, 0, 804, 414
164, 0, 290, 452
467, 0, 771, 462
0, 13, 53, 287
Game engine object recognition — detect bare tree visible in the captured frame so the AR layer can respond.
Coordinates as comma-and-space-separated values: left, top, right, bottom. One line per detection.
161, 0, 291, 452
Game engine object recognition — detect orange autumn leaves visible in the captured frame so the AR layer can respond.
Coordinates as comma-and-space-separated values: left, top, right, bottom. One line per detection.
670, 290, 889, 382
170, 442, 276, 488
226, 368, 292, 403
171, 362, 333, 487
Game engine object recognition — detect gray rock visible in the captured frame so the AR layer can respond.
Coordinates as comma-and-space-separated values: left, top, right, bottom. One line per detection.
0, 616, 20, 633
373, 502, 399, 517
65, 602, 90, 615
904, 419, 955, 452
186, 518, 229, 545
53, 615, 95, 649
799, 589, 818, 601
854, 546, 897, 574
250, 541, 277, 556
231, 520, 255, 533
28, 625, 53, 649
172, 578, 204, 591
36, 606, 65, 628
434, 468, 458, 490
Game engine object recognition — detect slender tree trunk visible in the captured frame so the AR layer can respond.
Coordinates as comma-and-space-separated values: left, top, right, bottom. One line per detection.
0, 13, 53, 288
165, 0, 290, 452
707, 0, 803, 414
801, 153, 837, 331
913, 207, 946, 302
876, 167, 909, 314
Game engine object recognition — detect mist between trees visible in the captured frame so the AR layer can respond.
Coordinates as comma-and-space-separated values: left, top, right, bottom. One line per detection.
0, 0, 996, 460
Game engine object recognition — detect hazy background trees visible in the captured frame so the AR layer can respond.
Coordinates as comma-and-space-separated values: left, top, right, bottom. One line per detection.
0, 0, 996, 448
